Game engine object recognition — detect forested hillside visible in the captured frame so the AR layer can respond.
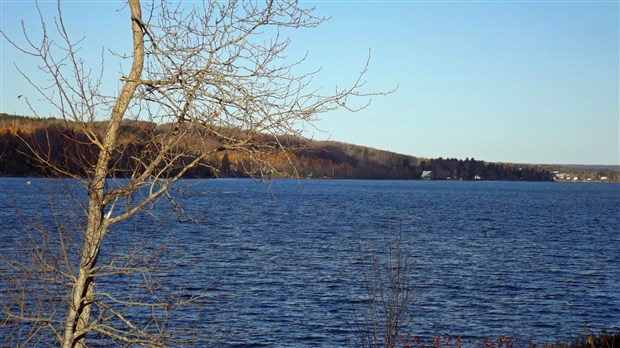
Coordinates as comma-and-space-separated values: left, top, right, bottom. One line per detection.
1, 113, 604, 181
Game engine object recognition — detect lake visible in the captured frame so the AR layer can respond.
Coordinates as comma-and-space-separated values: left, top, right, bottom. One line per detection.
1, 178, 619, 346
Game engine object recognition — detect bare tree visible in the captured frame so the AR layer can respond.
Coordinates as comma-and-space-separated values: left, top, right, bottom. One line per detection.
1, 0, 384, 346
355, 219, 414, 348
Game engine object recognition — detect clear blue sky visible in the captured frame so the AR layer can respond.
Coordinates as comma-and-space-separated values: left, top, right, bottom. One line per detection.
1, 1, 618, 165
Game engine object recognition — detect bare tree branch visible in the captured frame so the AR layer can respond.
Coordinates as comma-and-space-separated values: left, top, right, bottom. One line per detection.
1, 0, 390, 346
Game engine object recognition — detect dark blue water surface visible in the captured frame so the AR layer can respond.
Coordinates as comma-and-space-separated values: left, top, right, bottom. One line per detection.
1, 178, 619, 346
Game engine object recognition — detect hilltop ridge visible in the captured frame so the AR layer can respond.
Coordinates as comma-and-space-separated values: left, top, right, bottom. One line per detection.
1, 113, 617, 181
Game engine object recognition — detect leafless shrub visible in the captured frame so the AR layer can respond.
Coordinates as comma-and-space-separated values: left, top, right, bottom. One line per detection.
355, 218, 415, 348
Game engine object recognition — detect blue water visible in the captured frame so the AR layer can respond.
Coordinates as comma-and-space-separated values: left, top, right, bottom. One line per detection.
1, 178, 619, 346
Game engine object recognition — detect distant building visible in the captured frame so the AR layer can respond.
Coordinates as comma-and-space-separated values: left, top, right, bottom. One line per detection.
421, 171, 432, 180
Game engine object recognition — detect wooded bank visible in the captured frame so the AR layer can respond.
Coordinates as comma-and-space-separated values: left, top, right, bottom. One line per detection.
2, 113, 613, 182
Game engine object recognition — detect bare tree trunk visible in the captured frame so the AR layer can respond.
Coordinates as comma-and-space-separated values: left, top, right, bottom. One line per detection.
3, 0, 385, 344
61, 1, 145, 347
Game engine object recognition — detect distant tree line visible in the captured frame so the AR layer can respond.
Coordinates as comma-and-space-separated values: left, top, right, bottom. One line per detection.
418, 157, 555, 181
0, 113, 560, 181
